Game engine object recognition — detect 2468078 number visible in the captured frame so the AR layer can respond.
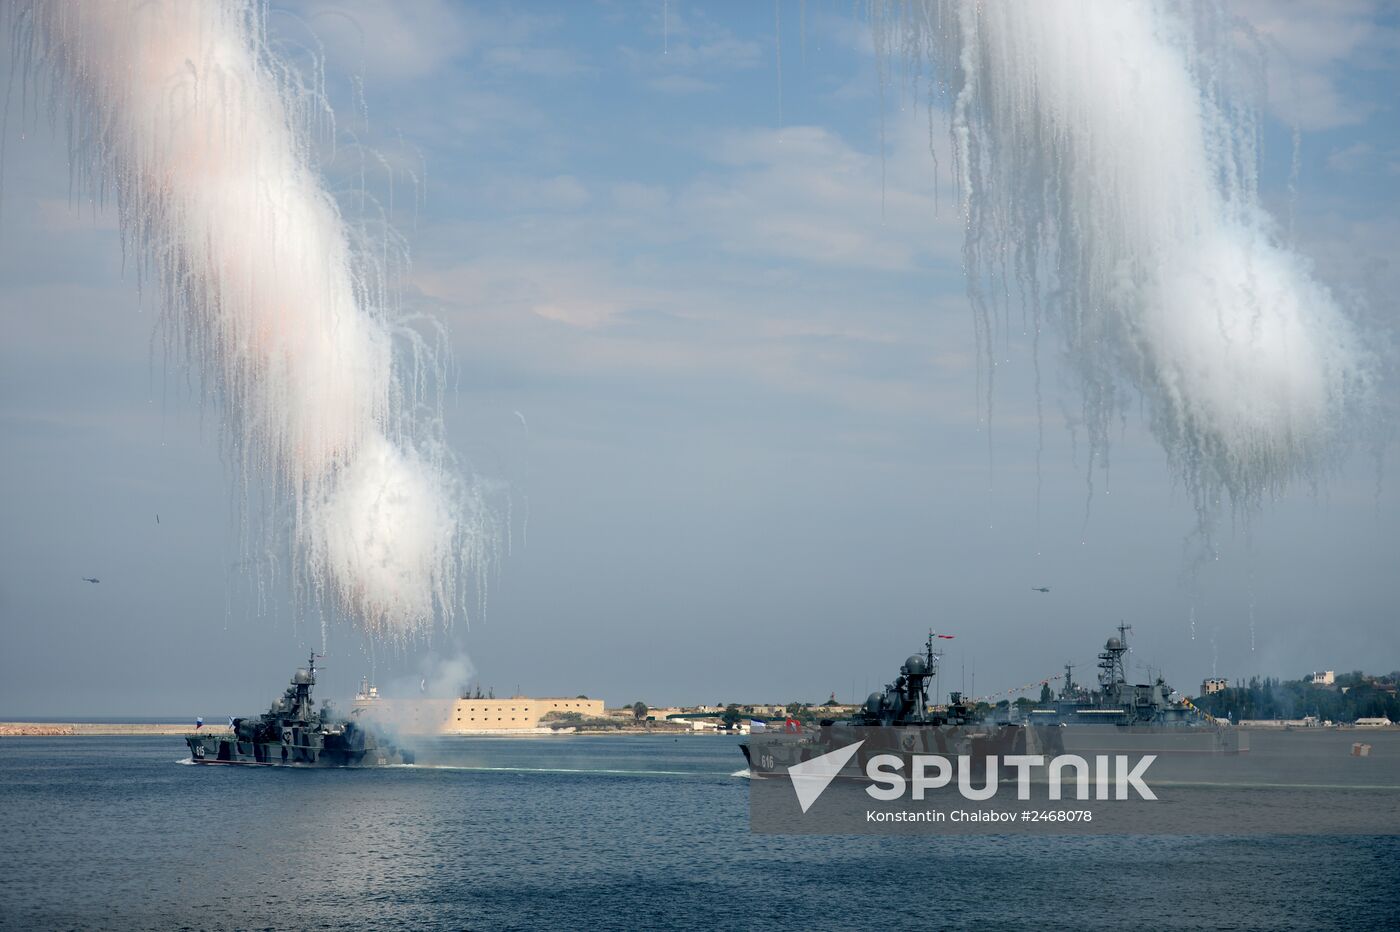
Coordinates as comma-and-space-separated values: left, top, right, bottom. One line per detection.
1025, 810, 1092, 822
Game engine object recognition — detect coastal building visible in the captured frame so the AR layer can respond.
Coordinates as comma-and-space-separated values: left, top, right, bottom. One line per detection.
351, 691, 605, 734
1237, 717, 1321, 728
1308, 671, 1335, 686
1201, 677, 1228, 695
1354, 717, 1393, 727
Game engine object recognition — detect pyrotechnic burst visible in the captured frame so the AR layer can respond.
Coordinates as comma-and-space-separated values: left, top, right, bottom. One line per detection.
875, 1, 1375, 521
11, 0, 496, 637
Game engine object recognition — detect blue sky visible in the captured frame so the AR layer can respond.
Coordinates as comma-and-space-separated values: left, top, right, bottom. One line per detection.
1, 0, 1398, 715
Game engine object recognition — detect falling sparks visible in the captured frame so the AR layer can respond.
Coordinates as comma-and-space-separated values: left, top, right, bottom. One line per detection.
12, 1, 496, 638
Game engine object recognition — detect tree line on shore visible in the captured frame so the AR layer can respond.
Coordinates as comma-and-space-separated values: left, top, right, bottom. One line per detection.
1192, 672, 1399, 723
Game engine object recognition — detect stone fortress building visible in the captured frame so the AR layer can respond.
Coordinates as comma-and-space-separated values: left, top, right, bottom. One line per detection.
352, 681, 605, 734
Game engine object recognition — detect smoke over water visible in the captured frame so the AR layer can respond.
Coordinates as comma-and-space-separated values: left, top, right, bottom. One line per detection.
12, 1, 495, 636
878, 1, 1375, 519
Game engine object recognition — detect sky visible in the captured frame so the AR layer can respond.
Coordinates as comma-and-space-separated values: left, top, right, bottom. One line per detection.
1, 0, 1398, 717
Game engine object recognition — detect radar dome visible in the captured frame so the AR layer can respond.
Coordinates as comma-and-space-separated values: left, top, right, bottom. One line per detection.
904, 655, 929, 676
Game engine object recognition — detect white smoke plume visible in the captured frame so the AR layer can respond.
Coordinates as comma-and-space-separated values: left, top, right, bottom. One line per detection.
876, 1, 1375, 518
11, 1, 495, 636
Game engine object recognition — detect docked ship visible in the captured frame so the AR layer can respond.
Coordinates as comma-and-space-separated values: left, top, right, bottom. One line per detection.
185, 654, 412, 767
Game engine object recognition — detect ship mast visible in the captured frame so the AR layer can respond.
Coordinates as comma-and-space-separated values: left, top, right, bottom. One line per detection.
923, 629, 948, 718
1060, 662, 1076, 700
1098, 624, 1131, 704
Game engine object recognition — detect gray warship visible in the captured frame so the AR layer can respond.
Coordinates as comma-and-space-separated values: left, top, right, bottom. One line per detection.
740, 633, 1028, 780
185, 654, 412, 767
1012, 623, 1244, 758
1024, 624, 1203, 726
740, 628, 1242, 783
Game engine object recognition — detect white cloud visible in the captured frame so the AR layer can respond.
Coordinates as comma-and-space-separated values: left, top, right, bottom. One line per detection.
609, 182, 670, 214
676, 114, 960, 272
648, 74, 720, 95
615, 3, 764, 94
1234, 0, 1399, 130
294, 0, 474, 80
481, 46, 592, 79
415, 255, 653, 331
478, 175, 592, 212
290, 0, 576, 82
1327, 142, 1377, 173
400, 105, 978, 427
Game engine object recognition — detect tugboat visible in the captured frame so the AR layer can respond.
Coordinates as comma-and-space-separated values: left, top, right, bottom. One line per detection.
185, 654, 412, 767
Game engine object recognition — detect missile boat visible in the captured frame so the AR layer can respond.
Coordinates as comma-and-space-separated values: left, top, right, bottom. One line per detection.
185, 654, 412, 767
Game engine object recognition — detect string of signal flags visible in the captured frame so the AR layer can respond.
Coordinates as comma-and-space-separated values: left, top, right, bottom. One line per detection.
927, 632, 1061, 705
968, 673, 1063, 705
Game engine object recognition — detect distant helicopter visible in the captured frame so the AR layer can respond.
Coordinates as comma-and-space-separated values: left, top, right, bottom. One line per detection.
1031, 586, 1050, 593
82, 577, 100, 584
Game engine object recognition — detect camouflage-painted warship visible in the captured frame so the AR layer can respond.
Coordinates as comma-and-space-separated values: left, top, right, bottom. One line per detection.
186, 654, 412, 767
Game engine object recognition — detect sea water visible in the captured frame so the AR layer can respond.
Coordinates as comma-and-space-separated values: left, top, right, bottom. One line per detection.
0, 735, 1396, 930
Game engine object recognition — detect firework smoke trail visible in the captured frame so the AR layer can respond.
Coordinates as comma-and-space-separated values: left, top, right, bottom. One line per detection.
12, 1, 493, 636
878, 1, 1374, 520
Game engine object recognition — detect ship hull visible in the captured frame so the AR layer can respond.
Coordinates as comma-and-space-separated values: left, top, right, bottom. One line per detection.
742, 724, 1029, 780
185, 734, 410, 767
741, 723, 1243, 783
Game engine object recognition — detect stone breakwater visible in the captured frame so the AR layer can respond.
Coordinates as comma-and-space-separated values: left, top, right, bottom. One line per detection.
0, 723, 232, 737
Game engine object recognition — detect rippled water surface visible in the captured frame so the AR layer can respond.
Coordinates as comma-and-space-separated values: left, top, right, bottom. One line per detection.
1, 735, 1396, 930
